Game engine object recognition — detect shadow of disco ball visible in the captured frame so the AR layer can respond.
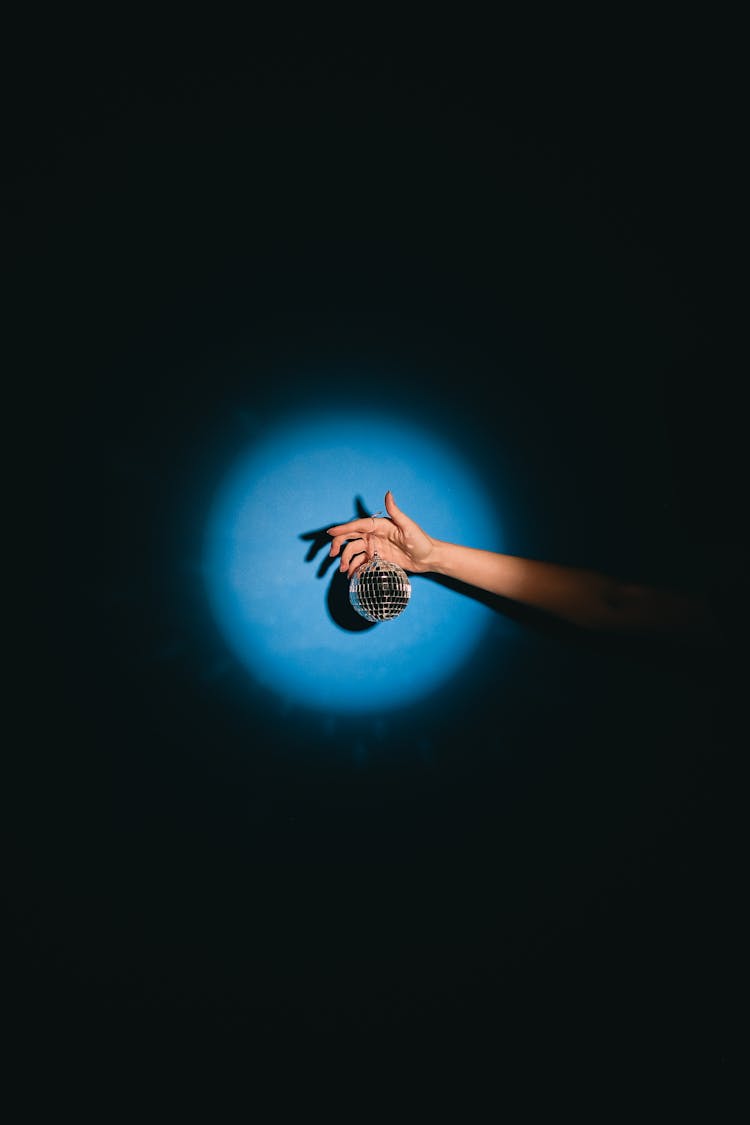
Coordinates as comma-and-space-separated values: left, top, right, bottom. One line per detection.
349, 552, 412, 622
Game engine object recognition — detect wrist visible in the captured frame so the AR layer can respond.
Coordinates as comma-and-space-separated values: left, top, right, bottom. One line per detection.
416, 538, 447, 576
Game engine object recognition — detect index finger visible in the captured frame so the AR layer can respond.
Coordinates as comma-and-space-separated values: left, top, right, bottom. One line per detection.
326, 519, 371, 538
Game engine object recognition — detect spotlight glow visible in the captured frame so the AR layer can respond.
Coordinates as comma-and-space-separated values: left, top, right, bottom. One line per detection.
204, 405, 501, 714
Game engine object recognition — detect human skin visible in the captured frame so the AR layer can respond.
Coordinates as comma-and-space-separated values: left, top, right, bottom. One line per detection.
327, 491, 719, 638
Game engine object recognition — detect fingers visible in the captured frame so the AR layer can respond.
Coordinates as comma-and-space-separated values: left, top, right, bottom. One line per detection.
327, 515, 387, 554
327, 498, 406, 569
327, 503, 398, 542
326, 519, 373, 543
327, 531, 368, 570
339, 538, 368, 574
327, 531, 361, 558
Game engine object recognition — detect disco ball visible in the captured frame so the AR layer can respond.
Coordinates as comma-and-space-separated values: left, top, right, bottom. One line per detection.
349, 552, 412, 622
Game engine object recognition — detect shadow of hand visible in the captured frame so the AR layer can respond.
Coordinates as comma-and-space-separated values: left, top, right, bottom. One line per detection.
299, 495, 372, 578
299, 496, 376, 632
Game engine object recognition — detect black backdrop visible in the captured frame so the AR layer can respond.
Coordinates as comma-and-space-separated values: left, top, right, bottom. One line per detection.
8, 18, 747, 1069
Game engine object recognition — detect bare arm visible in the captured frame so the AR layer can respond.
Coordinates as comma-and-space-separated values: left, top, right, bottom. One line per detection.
427, 541, 718, 635
327, 491, 718, 638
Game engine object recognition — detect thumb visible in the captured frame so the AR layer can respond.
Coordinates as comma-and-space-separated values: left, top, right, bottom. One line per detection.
384, 489, 406, 526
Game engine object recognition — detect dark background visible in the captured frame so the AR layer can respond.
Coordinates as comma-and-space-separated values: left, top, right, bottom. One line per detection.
7, 16, 747, 1066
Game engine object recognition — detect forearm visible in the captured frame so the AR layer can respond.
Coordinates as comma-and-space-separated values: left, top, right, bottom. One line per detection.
422, 540, 716, 635
424, 541, 613, 625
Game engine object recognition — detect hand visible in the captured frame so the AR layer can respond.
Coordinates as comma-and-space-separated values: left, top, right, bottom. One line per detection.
327, 491, 436, 576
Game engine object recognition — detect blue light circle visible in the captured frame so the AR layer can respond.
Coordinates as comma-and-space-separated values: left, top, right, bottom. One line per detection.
204, 406, 502, 714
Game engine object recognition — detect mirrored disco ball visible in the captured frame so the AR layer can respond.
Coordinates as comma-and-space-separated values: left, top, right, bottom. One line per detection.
349, 552, 411, 622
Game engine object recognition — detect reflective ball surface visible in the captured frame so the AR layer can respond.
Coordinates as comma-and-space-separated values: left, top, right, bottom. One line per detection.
349, 553, 412, 622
